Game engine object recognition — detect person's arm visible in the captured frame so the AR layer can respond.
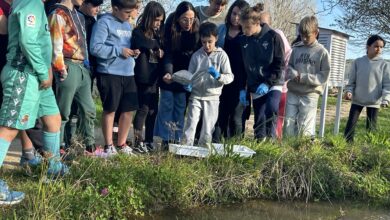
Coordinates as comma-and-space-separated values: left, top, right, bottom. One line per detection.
286, 49, 299, 81
48, 12, 67, 78
218, 52, 234, 85
381, 61, 390, 106
265, 32, 285, 86
19, 9, 49, 82
163, 14, 174, 75
90, 19, 122, 59
300, 50, 331, 86
0, 8, 7, 35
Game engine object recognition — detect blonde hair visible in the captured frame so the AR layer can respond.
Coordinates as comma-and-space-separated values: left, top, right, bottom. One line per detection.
298, 16, 318, 35
240, 3, 264, 24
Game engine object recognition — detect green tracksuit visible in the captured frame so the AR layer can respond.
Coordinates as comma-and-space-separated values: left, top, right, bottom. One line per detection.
0, 0, 59, 129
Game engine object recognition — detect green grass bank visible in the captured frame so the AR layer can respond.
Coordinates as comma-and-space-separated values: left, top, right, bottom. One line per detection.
1, 133, 390, 219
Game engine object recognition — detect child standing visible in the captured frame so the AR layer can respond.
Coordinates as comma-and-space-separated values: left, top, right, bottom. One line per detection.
213, 0, 249, 142
240, 3, 285, 140
344, 35, 390, 142
90, 0, 140, 155
284, 15, 331, 137
0, 0, 67, 205
48, 0, 96, 151
183, 22, 233, 147
154, 1, 200, 150
131, 1, 165, 153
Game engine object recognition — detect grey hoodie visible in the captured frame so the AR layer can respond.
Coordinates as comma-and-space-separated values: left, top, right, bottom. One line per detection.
287, 40, 330, 95
345, 55, 390, 108
188, 47, 233, 101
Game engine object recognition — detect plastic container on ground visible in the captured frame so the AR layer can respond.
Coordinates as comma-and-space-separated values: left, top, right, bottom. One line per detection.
169, 143, 255, 158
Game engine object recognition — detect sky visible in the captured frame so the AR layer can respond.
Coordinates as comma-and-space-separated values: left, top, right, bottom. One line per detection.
315, 0, 390, 59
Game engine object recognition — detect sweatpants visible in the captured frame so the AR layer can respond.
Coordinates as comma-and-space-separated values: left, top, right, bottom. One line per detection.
252, 90, 281, 139
55, 60, 96, 147
284, 92, 319, 137
184, 98, 219, 147
344, 104, 378, 142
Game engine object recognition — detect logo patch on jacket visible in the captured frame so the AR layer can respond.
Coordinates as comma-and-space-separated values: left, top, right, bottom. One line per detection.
26, 14, 36, 27
262, 41, 269, 50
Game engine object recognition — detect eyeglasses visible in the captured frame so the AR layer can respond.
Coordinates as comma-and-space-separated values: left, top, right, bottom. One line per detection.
180, 17, 195, 24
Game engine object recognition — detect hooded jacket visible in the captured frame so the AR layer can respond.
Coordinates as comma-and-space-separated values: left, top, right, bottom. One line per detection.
286, 40, 330, 95
131, 27, 163, 85
188, 47, 233, 101
240, 23, 285, 94
345, 55, 390, 108
48, 4, 87, 79
90, 13, 135, 76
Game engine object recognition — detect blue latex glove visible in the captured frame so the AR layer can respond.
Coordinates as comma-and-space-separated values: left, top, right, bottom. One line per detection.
208, 66, 220, 79
183, 84, 192, 92
255, 83, 269, 96
239, 90, 249, 106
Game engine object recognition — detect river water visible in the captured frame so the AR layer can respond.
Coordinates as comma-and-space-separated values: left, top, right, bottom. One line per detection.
146, 200, 390, 220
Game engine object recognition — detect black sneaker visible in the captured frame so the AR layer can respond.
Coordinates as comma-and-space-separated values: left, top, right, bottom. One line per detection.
161, 141, 169, 151
132, 142, 148, 154
85, 144, 96, 153
145, 142, 156, 152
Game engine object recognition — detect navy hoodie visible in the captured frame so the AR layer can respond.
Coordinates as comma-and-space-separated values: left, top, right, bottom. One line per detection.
240, 23, 285, 93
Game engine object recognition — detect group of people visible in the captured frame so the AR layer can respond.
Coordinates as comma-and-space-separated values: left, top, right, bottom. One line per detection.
0, 0, 389, 206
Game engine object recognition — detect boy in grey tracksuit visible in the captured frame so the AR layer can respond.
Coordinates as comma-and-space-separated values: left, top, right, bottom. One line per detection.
284, 16, 331, 137
183, 22, 233, 147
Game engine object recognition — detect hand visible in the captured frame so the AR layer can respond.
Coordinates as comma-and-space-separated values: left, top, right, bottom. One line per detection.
163, 73, 172, 84
183, 84, 192, 92
239, 90, 249, 106
157, 49, 164, 59
255, 83, 269, 96
132, 49, 141, 58
122, 48, 133, 58
381, 100, 389, 108
208, 66, 220, 79
40, 67, 53, 90
344, 92, 352, 100
294, 73, 301, 83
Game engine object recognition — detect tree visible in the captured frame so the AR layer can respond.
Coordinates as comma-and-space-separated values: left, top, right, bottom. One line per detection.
252, 0, 315, 42
100, 0, 315, 43
320, 0, 390, 43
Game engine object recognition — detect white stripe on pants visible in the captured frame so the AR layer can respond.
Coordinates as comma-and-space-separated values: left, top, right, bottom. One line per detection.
284, 92, 319, 137
184, 99, 219, 147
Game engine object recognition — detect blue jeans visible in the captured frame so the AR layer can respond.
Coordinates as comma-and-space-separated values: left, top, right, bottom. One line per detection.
253, 90, 281, 139
154, 89, 186, 142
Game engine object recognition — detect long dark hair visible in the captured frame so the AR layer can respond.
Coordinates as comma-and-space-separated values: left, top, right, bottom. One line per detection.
225, 0, 249, 30
170, 1, 199, 51
136, 1, 165, 39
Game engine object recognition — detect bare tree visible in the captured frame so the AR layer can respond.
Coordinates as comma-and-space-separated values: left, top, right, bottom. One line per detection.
99, 0, 315, 43
319, 0, 390, 44
248, 0, 315, 42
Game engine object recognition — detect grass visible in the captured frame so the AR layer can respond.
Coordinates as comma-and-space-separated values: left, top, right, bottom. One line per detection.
1, 96, 389, 219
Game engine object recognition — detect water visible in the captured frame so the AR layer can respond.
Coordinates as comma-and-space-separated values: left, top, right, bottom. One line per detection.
146, 200, 390, 220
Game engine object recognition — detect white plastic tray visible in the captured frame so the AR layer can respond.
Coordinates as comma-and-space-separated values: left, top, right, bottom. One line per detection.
169, 143, 256, 158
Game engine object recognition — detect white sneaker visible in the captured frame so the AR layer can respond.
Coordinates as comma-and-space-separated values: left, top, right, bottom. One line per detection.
104, 144, 118, 156
119, 145, 137, 156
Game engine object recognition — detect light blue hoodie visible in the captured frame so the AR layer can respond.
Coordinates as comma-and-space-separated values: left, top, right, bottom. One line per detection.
90, 13, 135, 76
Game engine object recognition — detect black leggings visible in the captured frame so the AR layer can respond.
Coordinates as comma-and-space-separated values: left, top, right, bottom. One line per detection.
133, 84, 159, 143
344, 104, 378, 142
